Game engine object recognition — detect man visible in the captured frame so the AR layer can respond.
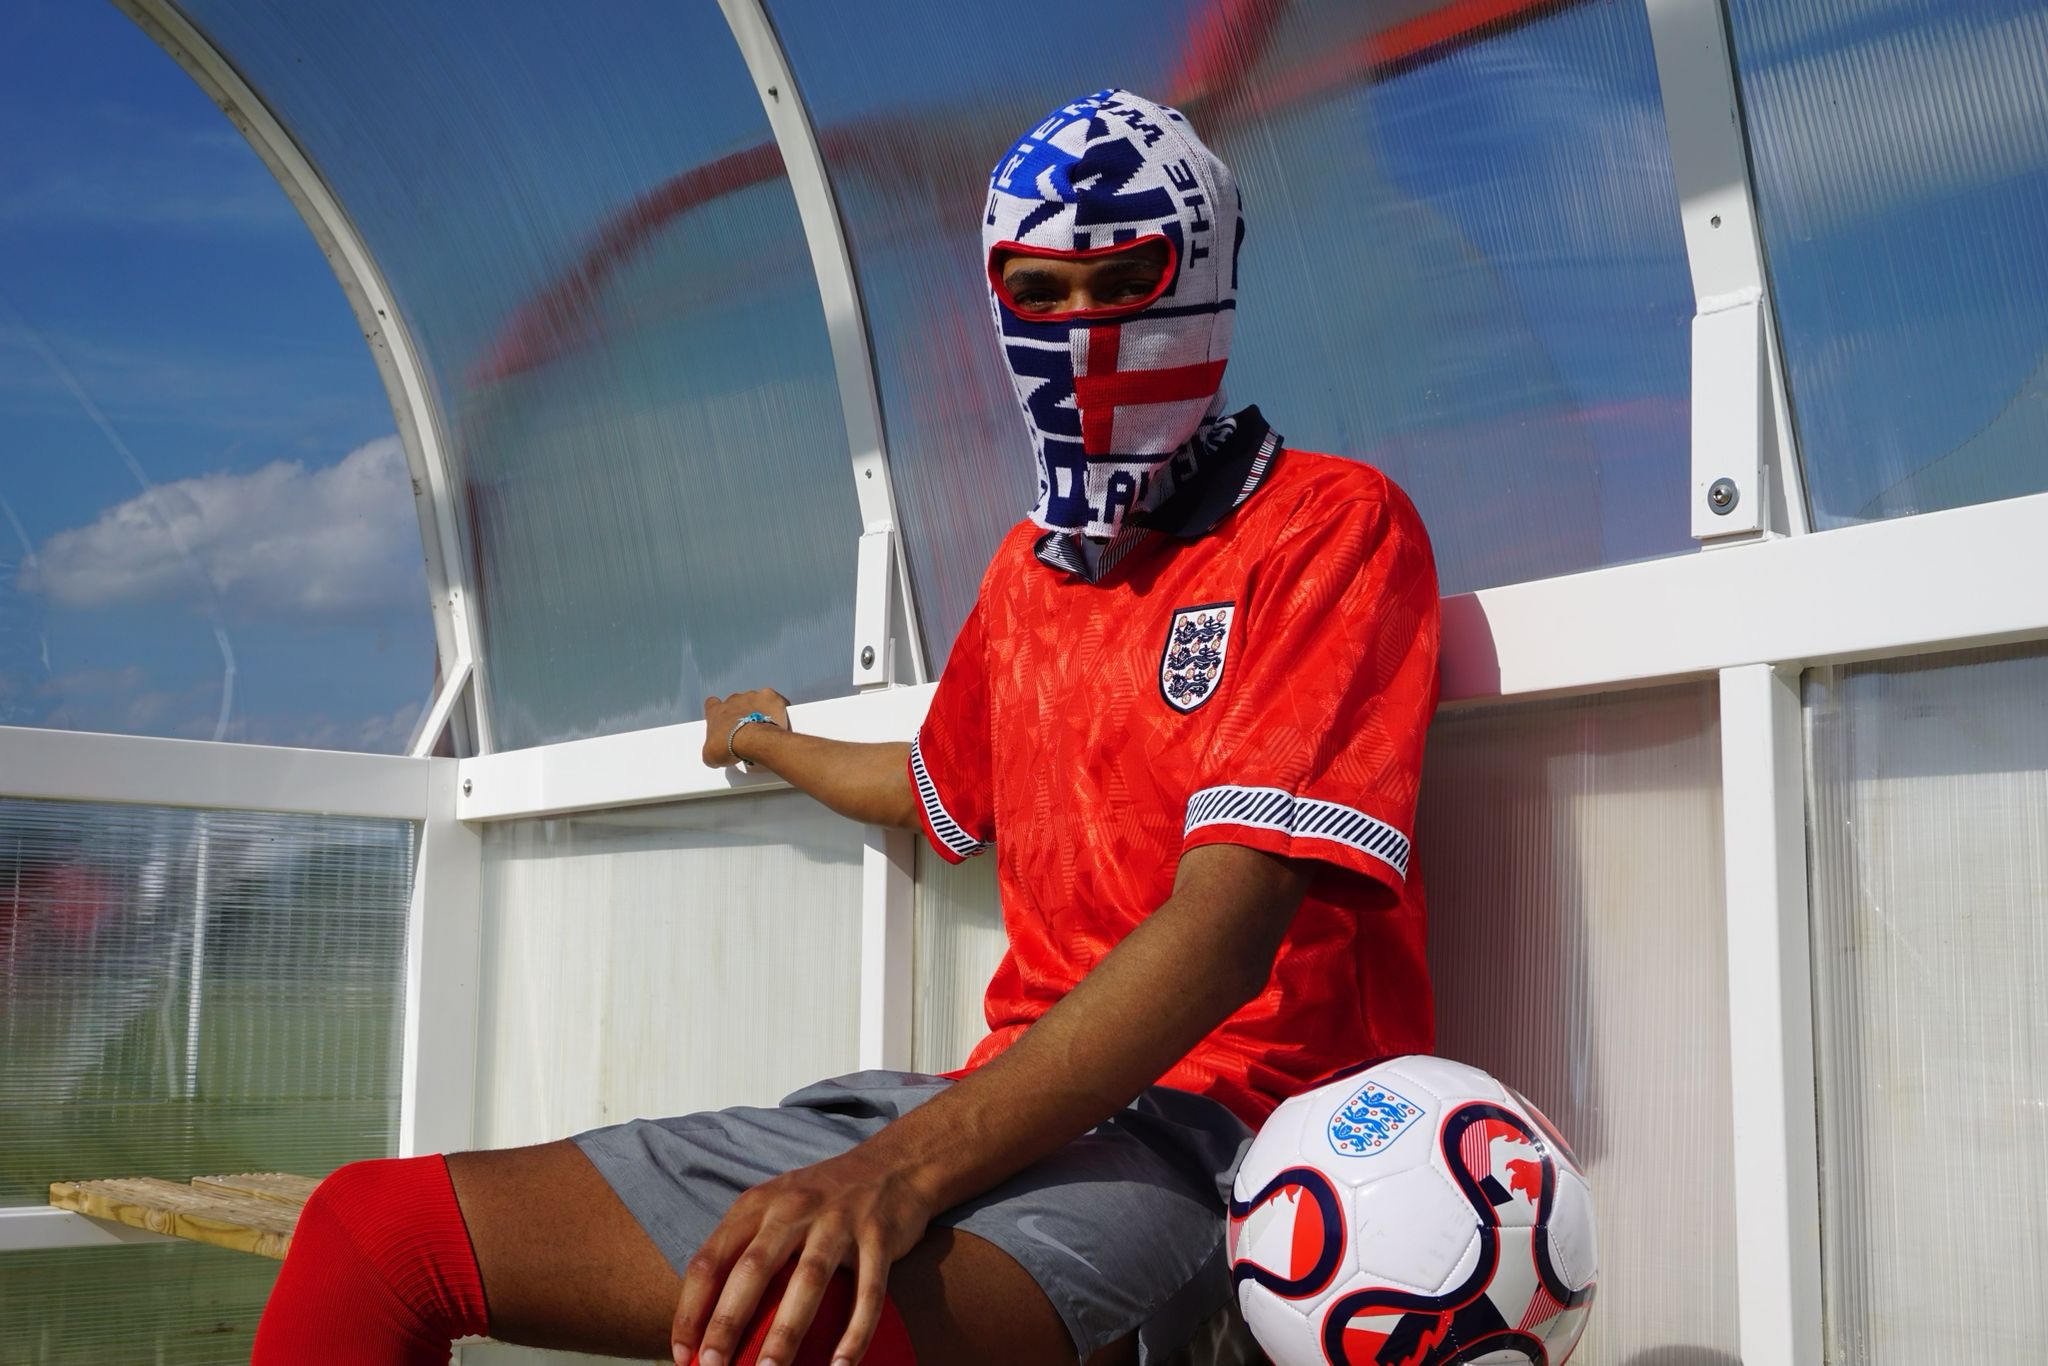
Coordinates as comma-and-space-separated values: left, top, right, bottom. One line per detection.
253, 89, 1438, 1366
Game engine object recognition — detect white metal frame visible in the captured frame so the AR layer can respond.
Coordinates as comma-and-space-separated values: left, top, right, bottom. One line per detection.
399, 761, 484, 1157
0, 724, 430, 821
0, 726, 443, 1252
112, 0, 490, 757
1647, 0, 1808, 543
716, 0, 928, 693
1717, 665, 1823, 1366
0, 1206, 178, 1253
12, 6, 2044, 1360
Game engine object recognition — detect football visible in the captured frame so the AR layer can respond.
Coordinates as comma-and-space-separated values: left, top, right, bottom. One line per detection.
1228, 1055, 1598, 1365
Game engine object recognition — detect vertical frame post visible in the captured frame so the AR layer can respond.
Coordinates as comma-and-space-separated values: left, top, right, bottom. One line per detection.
716, 0, 928, 688
399, 759, 484, 1156
858, 825, 917, 1070
1645, 0, 1809, 542
1717, 664, 1823, 1365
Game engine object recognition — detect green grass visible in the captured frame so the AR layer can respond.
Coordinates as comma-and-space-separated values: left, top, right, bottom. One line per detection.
3, 984, 399, 1362
0, 1244, 275, 1366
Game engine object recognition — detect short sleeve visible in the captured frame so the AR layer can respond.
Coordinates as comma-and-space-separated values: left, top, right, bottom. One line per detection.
910, 600, 997, 862
1182, 486, 1440, 891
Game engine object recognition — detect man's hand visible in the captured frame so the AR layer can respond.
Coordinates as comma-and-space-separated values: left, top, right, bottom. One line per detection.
695, 687, 919, 830
670, 1147, 938, 1366
703, 689, 793, 769
668, 844, 1310, 1364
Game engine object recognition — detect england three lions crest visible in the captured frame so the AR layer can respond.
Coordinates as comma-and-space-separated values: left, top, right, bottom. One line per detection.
1327, 1078, 1424, 1158
1160, 602, 1236, 713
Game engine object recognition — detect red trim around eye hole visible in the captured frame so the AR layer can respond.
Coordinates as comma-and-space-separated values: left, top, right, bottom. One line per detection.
988, 233, 1179, 321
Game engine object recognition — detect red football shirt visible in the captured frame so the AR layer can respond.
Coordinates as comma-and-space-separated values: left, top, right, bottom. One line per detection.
909, 449, 1440, 1125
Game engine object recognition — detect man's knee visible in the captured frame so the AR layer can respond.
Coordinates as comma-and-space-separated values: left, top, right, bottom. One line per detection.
301, 1156, 399, 1220
298, 1157, 447, 1274
256, 1155, 486, 1363
283, 1155, 485, 1332
289, 1158, 400, 1270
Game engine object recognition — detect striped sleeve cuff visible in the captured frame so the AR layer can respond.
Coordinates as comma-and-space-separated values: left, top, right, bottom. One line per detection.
909, 734, 987, 863
1184, 784, 1410, 881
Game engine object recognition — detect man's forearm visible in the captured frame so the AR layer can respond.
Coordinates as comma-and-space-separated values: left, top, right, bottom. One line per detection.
733, 725, 918, 830
856, 846, 1307, 1211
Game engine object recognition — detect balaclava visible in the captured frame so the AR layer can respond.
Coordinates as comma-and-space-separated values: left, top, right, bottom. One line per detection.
984, 89, 1247, 541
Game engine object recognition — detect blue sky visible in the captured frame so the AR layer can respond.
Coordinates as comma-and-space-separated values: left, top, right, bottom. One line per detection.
0, 0, 429, 751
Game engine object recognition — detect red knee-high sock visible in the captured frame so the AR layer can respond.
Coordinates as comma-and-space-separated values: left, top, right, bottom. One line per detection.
717, 1266, 917, 1366
253, 1154, 489, 1365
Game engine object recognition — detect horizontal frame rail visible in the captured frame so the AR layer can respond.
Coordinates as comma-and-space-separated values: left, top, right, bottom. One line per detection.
0, 725, 432, 821
455, 686, 932, 821
1439, 485, 2048, 701
0, 1205, 176, 1252
459, 487, 2048, 820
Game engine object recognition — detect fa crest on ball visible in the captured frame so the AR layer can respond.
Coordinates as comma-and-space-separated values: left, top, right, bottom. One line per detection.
1228, 1056, 1598, 1365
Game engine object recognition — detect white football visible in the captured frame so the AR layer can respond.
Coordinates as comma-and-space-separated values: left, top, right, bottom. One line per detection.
1228, 1055, 1597, 1365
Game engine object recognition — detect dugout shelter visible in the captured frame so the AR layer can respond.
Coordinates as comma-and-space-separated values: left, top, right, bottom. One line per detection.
3, 1, 2046, 1362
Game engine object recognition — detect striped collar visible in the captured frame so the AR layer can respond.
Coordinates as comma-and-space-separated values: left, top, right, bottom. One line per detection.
1032, 407, 1281, 584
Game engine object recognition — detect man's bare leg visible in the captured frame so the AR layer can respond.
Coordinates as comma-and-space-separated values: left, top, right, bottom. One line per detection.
445, 1141, 679, 1356
447, 1140, 1130, 1363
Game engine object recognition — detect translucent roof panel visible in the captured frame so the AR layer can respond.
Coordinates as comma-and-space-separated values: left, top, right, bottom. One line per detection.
0, 0, 431, 750
178, 1, 862, 749
1726, 0, 2048, 527
769, 0, 1694, 660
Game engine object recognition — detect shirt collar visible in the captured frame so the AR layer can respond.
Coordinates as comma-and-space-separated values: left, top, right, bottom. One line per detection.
1032, 406, 1281, 583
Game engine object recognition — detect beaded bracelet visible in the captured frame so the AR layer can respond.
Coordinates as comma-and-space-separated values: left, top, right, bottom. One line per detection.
726, 710, 779, 768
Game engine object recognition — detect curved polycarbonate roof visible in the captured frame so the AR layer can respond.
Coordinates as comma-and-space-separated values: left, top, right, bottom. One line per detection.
127, 0, 2048, 748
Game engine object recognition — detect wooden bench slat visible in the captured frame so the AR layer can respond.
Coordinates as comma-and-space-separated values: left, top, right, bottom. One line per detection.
191, 1172, 322, 1206
49, 1177, 302, 1260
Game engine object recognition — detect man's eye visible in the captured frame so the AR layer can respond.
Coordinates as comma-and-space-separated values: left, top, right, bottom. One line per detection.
1011, 290, 1061, 312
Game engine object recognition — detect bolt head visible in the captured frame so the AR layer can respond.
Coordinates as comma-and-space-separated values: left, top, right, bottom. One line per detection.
461, 777, 472, 795
860, 645, 876, 669
1707, 477, 1740, 514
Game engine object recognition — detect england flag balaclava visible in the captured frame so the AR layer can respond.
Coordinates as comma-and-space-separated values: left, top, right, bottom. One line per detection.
984, 89, 1246, 541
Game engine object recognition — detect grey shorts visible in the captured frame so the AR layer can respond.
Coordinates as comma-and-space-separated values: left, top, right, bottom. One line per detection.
572, 1070, 1256, 1362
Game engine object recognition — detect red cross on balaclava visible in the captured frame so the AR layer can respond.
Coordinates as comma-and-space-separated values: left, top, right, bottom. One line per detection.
984, 89, 1243, 539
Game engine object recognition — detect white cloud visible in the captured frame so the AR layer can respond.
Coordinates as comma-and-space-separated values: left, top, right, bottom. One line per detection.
20, 436, 426, 622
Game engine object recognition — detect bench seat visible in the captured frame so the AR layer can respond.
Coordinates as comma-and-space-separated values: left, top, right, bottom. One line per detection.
49, 1172, 318, 1259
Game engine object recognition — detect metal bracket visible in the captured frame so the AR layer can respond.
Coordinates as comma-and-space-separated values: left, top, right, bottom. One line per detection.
408, 658, 475, 758
1691, 299, 1769, 540
1646, 0, 1809, 545
852, 529, 912, 689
